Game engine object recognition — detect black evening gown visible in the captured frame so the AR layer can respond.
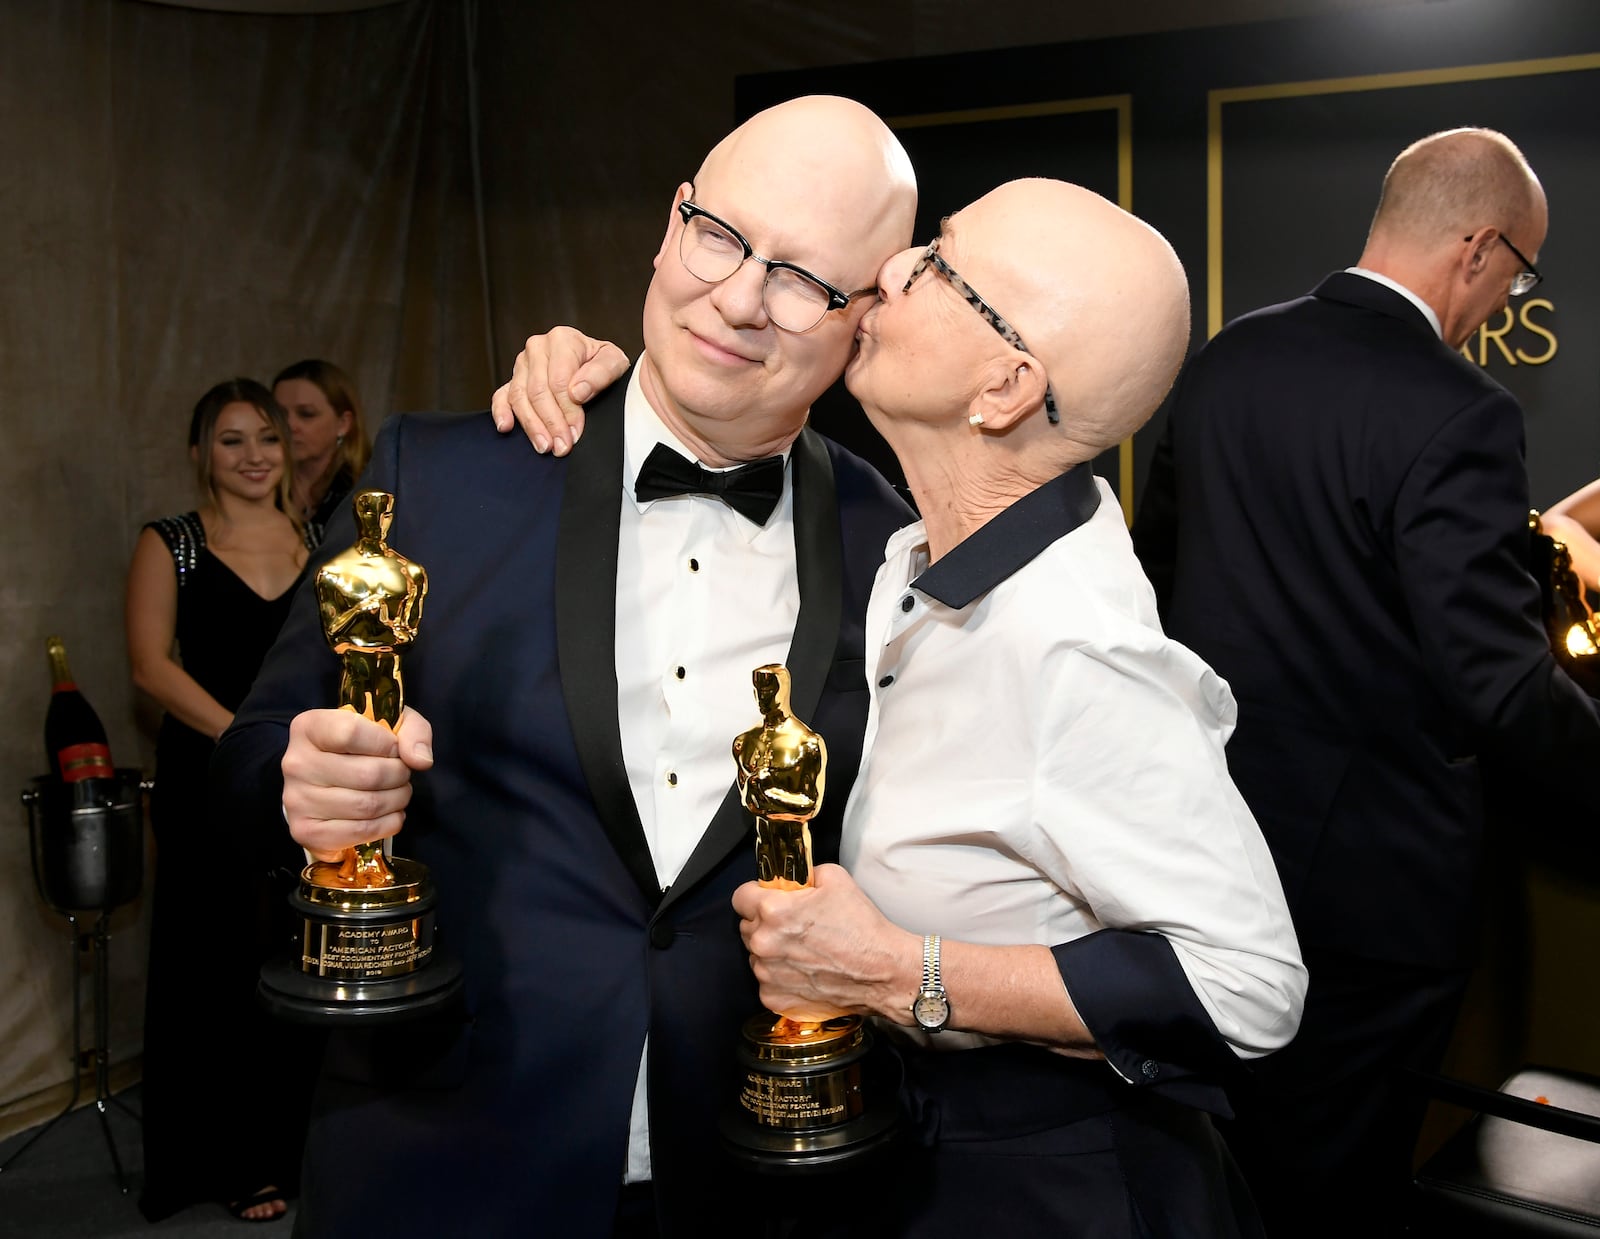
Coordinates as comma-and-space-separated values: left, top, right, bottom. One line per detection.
137, 512, 322, 1220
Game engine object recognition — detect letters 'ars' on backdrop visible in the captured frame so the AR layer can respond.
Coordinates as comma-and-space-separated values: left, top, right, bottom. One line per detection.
740, 2, 1600, 518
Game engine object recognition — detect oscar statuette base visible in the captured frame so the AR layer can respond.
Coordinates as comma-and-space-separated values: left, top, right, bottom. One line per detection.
720, 1013, 900, 1172
258, 855, 464, 1025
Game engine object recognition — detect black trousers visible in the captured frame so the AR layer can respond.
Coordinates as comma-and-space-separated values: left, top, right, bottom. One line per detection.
613, 1182, 659, 1239
1220, 949, 1470, 1239
832, 1043, 1262, 1239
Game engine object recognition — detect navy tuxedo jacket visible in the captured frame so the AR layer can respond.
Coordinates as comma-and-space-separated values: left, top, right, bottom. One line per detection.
215, 379, 912, 1237
1134, 272, 1600, 969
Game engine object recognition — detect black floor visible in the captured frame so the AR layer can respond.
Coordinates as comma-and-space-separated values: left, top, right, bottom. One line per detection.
0, 1086, 298, 1237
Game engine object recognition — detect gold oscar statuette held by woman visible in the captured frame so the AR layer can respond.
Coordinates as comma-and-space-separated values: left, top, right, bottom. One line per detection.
734, 664, 841, 1034
736, 665, 824, 889
723, 664, 898, 1167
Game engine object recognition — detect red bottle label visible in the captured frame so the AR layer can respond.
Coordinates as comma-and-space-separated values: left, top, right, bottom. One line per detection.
57, 742, 114, 781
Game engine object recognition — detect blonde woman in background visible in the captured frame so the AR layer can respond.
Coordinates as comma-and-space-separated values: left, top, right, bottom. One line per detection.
126, 378, 317, 1224
272, 358, 370, 546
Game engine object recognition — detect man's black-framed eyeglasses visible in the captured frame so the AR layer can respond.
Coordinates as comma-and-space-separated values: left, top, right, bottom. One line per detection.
1470, 231, 1543, 296
903, 238, 1060, 424
1499, 235, 1543, 296
676, 200, 876, 333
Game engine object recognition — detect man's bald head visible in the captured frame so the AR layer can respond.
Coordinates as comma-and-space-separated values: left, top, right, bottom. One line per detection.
639, 95, 917, 464
1356, 128, 1547, 348
694, 96, 917, 277
1367, 128, 1542, 250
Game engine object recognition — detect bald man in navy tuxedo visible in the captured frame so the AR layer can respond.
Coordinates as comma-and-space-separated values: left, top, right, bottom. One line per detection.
215, 96, 915, 1238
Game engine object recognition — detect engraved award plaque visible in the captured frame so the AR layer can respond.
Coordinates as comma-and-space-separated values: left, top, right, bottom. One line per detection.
259, 489, 463, 1023
719, 664, 898, 1170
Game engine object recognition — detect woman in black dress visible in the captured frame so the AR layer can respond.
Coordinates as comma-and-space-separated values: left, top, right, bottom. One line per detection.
126, 378, 315, 1222
272, 359, 370, 547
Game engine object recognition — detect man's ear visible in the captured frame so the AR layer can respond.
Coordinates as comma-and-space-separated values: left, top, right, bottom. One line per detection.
1461, 227, 1499, 282
969, 353, 1050, 431
653, 182, 694, 272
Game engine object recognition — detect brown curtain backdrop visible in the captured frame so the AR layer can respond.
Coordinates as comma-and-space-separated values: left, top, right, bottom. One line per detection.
0, 0, 1461, 1140
0, 0, 490, 1138
0, 0, 924, 1140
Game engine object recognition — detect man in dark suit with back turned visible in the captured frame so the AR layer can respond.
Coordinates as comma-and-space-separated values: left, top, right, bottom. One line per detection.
213, 95, 916, 1238
1134, 127, 1600, 1235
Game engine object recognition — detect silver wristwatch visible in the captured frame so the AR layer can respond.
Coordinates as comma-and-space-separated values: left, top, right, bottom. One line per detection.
911, 933, 950, 1033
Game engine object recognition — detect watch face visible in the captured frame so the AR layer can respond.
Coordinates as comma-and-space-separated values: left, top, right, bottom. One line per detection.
913, 991, 949, 1031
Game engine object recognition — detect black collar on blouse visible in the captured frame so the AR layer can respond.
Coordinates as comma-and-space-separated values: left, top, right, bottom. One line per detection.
912, 462, 1101, 609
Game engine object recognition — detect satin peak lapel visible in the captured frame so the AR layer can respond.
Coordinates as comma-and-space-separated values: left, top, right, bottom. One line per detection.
554, 374, 661, 905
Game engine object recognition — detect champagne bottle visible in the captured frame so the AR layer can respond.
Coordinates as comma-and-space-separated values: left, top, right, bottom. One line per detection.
45, 635, 115, 782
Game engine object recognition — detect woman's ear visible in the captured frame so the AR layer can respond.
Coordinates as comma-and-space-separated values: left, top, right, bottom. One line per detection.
969, 354, 1050, 432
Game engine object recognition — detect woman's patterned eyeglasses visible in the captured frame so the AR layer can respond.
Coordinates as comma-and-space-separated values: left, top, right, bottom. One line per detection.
903, 238, 1060, 424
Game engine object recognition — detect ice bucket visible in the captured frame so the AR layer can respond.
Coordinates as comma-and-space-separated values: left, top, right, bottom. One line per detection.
23, 770, 148, 912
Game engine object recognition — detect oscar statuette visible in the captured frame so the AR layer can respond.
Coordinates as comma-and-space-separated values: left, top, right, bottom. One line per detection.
259, 489, 463, 1023
720, 664, 898, 1170
1530, 509, 1600, 694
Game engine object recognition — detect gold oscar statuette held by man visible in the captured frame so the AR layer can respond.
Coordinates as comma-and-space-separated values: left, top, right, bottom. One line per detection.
308, 489, 428, 890
258, 489, 462, 1024
722, 664, 897, 1167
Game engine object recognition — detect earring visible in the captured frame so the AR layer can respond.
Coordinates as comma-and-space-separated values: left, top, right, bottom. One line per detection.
336, 433, 345, 446
969, 412, 984, 427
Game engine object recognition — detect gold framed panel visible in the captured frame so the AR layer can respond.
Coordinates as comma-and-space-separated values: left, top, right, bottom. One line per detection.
1207, 53, 1600, 340
888, 96, 1137, 523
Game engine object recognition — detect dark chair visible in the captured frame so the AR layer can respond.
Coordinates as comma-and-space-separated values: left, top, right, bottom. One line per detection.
1413, 1066, 1600, 1235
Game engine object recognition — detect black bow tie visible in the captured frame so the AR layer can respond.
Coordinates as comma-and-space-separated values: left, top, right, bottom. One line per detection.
633, 442, 785, 526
